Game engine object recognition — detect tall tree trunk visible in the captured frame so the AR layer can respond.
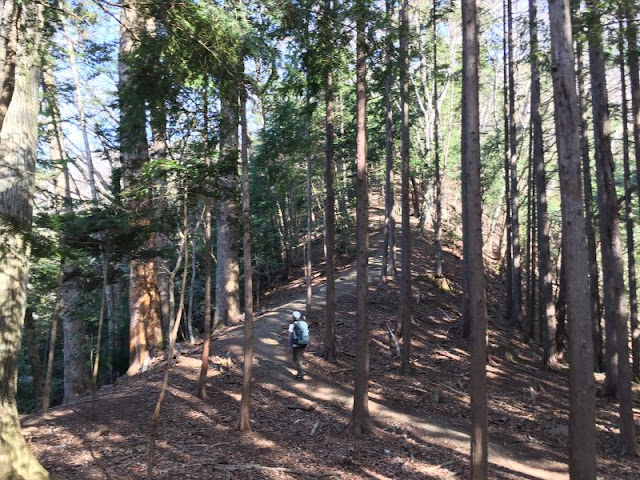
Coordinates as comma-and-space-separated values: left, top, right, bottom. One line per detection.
507, 0, 522, 328
120, 0, 162, 375
585, 0, 637, 454
381, 0, 397, 284
198, 83, 212, 399
502, 0, 513, 325
322, 0, 337, 362
214, 51, 241, 327
574, 25, 603, 372
547, 0, 597, 475
530, 0, 558, 368
346, 0, 373, 436
0, 2, 49, 477
305, 95, 313, 319
462, 0, 489, 475
237, 70, 254, 432
433, 0, 443, 281
619, 15, 640, 387
399, 0, 412, 374
624, 0, 640, 380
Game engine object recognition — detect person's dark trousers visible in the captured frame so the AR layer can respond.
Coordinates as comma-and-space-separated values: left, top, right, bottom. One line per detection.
292, 346, 306, 378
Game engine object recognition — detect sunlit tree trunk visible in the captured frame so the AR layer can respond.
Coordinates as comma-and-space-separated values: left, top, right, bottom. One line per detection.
547, 0, 596, 475
120, 0, 162, 374
0, 2, 49, 477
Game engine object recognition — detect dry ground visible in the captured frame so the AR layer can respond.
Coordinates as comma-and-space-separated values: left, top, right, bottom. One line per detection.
22, 214, 640, 479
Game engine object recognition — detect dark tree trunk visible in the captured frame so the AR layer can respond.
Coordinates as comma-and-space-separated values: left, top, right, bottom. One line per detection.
399, 0, 412, 374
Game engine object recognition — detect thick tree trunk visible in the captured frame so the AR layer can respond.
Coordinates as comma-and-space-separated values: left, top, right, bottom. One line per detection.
62, 267, 91, 403
433, 0, 443, 280
346, 0, 373, 436
462, 0, 489, 476
547, 0, 597, 475
0, 3, 49, 476
119, 1, 163, 374
214, 73, 241, 327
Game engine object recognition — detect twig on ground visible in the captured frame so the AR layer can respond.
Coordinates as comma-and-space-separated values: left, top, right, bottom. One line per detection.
212, 463, 342, 478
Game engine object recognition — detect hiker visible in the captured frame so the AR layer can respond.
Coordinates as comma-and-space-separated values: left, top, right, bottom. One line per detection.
288, 310, 310, 379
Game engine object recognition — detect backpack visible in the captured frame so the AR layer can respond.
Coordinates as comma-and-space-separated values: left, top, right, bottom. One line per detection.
292, 319, 310, 346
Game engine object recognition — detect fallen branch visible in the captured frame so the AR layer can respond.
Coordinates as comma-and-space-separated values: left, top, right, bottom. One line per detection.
287, 405, 315, 411
384, 322, 401, 357
212, 463, 342, 478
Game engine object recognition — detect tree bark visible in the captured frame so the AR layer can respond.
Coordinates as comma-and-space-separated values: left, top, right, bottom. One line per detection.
237, 70, 254, 432
381, 0, 397, 284
399, 0, 412, 374
530, 0, 558, 368
0, 2, 49, 476
547, 0, 597, 475
462, 0, 489, 476
624, 0, 640, 380
346, 0, 373, 436
214, 50, 241, 327
322, 0, 337, 362
119, 0, 162, 374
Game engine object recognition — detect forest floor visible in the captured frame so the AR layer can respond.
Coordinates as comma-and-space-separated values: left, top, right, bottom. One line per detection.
22, 204, 640, 479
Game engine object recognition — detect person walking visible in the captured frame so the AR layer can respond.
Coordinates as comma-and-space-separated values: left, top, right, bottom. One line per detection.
288, 311, 310, 379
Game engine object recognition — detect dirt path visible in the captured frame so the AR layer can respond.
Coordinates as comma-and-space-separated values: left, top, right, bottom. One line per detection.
220, 231, 569, 479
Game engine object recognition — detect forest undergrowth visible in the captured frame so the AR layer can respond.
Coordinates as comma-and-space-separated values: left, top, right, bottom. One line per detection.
21, 213, 640, 479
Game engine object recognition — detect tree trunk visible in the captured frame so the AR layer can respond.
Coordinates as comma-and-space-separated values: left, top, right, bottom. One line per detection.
322, 0, 337, 362
237, 71, 254, 432
214, 64, 241, 327
0, 0, 19, 132
547, 0, 597, 475
585, 0, 637, 454
624, 0, 640, 380
462, 0, 489, 475
381, 0, 397, 284
399, 0, 412, 374
619, 12, 640, 418
507, 0, 522, 329
530, 0, 558, 368
198, 83, 213, 399
574, 27, 603, 372
346, 0, 373, 436
433, 0, 443, 281
502, 0, 513, 325
0, 2, 49, 476
119, 1, 162, 374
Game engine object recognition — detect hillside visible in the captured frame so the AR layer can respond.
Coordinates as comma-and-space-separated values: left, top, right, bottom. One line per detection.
21, 210, 640, 479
